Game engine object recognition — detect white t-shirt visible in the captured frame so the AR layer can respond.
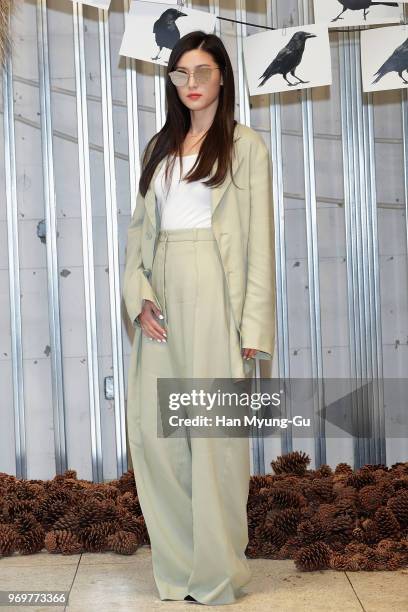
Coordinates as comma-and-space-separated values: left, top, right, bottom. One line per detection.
154, 153, 212, 229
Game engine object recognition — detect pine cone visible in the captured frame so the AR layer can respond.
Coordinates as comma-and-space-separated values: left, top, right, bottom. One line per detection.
374, 507, 400, 539
16, 529, 45, 554
52, 511, 81, 532
334, 463, 353, 475
44, 530, 82, 554
8, 480, 34, 501
26, 483, 46, 499
385, 554, 406, 570
245, 542, 259, 558
359, 485, 382, 515
316, 503, 336, 526
250, 521, 263, 545
77, 503, 105, 529
0, 473, 17, 486
2, 498, 39, 522
294, 541, 332, 571
271, 451, 311, 476
117, 492, 142, 516
362, 464, 388, 472
276, 536, 300, 559
272, 508, 302, 536
386, 490, 408, 528
247, 501, 269, 525
255, 517, 287, 549
315, 464, 333, 477
80, 521, 116, 552
329, 540, 346, 553
260, 539, 281, 558
63, 469, 77, 479
83, 489, 106, 502
249, 474, 274, 497
135, 515, 150, 545
107, 530, 140, 555
346, 472, 375, 490
13, 512, 40, 534
392, 477, 408, 491
391, 462, 408, 473
329, 553, 349, 569
345, 542, 375, 557
329, 515, 354, 543
378, 480, 396, 503
266, 527, 287, 554
297, 519, 325, 544
335, 497, 357, 518
334, 484, 359, 503
273, 475, 304, 490
0, 524, 17, 556
268, 488, 306, 509
97, 500, 120, 523
51, 475, 69, 487
307, 479, 335, 504
38, 491, 72, 528
117, 512, 146, 542
102, 485, 120, 501
116, 470, 137, 495
375, 537, 408, 563
346, 552, 375, 571
352, 526, 378, 546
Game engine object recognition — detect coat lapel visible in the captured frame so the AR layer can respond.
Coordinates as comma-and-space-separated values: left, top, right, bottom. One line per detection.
143, 146, 243, 230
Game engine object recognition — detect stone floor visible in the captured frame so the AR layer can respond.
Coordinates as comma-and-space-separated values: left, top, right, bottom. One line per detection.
0, 546, 407, 611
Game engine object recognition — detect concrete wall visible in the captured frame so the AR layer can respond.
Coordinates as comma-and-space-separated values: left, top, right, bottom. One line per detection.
0, 0, 407, 480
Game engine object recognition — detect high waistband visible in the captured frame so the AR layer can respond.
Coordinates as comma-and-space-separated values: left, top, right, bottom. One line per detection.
158, 227, 215, 242
155, 227, 215, 325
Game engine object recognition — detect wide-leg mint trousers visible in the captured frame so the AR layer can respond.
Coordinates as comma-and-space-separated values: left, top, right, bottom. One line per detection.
126, 227, 254, 605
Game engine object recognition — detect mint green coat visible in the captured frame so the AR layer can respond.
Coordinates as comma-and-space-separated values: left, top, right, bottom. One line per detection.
123, 122, 276, 364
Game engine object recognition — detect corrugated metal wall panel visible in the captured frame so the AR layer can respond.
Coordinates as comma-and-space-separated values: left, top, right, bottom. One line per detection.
0, 0, 407, 480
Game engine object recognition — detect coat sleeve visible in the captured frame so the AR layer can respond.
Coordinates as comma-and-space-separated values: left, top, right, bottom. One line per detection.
122, 189, 160, 328
240, 135, 276, 359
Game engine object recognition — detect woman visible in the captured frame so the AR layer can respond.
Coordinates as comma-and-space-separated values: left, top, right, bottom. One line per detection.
123, 31, 275, 605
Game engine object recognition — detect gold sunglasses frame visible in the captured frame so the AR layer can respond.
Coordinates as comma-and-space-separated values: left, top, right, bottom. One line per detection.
168, 66, 221, 87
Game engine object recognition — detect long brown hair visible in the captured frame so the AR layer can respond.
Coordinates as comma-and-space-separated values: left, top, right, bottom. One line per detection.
138, 30, 238, 198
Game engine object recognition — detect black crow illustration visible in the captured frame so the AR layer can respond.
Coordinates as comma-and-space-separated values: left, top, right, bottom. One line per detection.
331, 0, 399, 22
258, 31, 317, 88
372, 37, 408, 84
151, 9, 187, 62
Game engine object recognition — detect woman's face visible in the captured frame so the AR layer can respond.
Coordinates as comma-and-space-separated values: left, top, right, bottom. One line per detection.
173, 49, 223, 112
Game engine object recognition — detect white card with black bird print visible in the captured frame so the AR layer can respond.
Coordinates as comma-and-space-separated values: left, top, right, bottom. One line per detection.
313, 0, 403, 28
361, 24, 408, 91
119, 0, 216, 65
242, 24, 331, 96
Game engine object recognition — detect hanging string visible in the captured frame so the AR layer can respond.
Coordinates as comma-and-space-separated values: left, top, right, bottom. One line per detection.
174, 0, 408, 34
215, 14, 408, 35
215, 15, 365, 34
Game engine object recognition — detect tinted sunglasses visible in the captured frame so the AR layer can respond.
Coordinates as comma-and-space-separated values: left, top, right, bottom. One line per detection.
168, 66, 221, 87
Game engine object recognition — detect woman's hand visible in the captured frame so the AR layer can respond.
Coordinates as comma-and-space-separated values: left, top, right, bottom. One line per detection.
242, 348, 257, 360
138, 299, 168, 342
